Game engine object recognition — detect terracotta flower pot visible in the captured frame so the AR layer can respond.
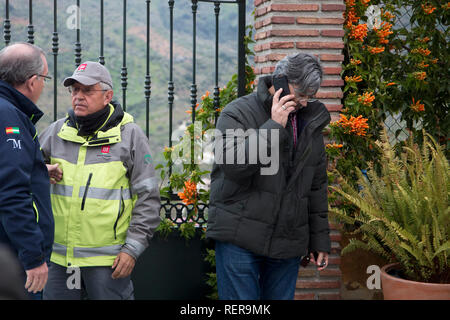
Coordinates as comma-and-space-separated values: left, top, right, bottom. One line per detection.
380, 263, 450, 300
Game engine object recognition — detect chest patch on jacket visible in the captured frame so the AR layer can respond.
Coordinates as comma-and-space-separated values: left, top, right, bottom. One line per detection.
101, 145, 110, 154
97, 145, 112, 160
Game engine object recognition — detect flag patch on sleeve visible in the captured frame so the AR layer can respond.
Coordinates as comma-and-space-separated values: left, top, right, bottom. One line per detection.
5, 127, 20, 134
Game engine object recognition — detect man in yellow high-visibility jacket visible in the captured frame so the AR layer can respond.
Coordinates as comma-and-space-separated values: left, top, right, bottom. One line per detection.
39, 61, 161, 300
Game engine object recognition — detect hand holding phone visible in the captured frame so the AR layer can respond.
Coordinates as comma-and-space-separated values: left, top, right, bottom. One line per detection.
313, 252, 327, 267
271, 75, 296, 127
310, 251, 328, 270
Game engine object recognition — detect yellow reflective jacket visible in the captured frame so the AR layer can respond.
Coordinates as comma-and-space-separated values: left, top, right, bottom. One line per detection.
39, 102, 161, 267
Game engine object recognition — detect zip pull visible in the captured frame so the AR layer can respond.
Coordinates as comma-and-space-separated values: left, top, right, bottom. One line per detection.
114, 186, 124, 239
81, 173, 93, 210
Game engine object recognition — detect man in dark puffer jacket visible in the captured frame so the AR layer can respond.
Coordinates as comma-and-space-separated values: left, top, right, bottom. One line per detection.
206, 53, 331, 300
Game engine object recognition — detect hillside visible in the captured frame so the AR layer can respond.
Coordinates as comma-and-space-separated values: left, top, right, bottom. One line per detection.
0, 0, 255, 165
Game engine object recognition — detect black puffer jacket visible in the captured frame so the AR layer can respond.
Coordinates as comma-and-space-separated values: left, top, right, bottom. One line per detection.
206, 76, 331, 259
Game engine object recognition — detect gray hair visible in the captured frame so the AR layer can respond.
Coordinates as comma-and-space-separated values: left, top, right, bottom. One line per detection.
0, 42, 45, 86
273, 53, 323, 97
99, 82, 113, 91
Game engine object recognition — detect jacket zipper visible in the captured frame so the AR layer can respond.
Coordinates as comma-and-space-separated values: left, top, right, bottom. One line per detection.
113, 186, 124, 239
267, 108, 330, 255
286, 110, 328, 184
80, 173, 93, 210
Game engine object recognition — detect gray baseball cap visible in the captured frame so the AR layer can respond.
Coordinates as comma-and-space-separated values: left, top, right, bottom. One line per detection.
63, 61, 113, 88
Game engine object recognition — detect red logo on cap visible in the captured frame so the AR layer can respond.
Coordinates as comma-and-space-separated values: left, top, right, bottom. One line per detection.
101, 146, 110, 154
78, 63, 87, 71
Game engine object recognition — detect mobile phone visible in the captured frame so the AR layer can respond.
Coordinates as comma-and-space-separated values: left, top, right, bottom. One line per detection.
272, 75, 291, 99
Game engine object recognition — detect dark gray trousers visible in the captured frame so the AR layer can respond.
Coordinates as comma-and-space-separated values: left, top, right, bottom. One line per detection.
43, 262, 134, 300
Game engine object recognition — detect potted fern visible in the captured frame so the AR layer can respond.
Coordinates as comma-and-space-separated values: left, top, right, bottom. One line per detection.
330, 130, 450, 299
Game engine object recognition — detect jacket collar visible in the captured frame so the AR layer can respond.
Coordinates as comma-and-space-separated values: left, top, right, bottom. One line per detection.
66, 99, 125, 132
256, 75, 274, 115
298, 100, 330, 129
58, 100, 134, 146
0, 80, 44, 125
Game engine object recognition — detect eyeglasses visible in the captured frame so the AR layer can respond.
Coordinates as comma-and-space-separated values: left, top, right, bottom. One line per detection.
38, 74, 52, 82
292, 88, 315, 102
296, 93, 312, 102
68, 86, 108, 96
31, 74, 52, 82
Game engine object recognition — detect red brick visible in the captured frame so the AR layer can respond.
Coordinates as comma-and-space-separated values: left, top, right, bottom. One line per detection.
296, 41, 344, 49
254, 53, 286, 63
255, 7, 268, 17
321, 79, 345, 87
321, 29, 345, 37
319, 268, 342, 277
261, 66, 275, 74
294, 293, 316, 300
254, 31, 267, 40
263, 19, 272, 27
321, 4, 346, 12
296, 280, 341, 289
323, 67, 343, 75
315, 91, 343, 99
327, 256, 342, 265
325, 103, 343, 112
266, 53, 286, 61
269, 4, 319, 12
271, 16, 296, 24
254, 55, 264, 63
318, 293, 341, 300
254, 20, 264, 30
255, 42, 273, 52
254, 0, 264, 7
257, 16, 303, 29
330, 232, 342, 242
297, 17, 345, 25
253, 44, 263, 52
329, 222, 344, 230
255, 42, 294, 52
298, 268, 317, 277
271, 41, 295, 49
268, 29, 320, 37
320, 54, 345, 61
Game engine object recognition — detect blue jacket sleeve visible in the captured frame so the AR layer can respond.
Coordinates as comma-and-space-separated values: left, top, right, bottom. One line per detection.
0, 105, 46, 270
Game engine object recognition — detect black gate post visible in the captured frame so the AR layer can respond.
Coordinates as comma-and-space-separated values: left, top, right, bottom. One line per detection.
237, 0, 245, 97
3, 0, 10, 46
52, 0, 58, 121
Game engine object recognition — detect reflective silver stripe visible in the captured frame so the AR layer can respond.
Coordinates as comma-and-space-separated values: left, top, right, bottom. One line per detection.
124, 238, 146, 258
53, 243, 67, 256
73, 245, 122, 258
51, 184, 73, 197
130, 177, 159, 195
78, 187, 131, 201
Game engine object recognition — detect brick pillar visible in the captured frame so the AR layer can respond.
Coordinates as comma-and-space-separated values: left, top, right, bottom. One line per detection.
253, 0, 345, 300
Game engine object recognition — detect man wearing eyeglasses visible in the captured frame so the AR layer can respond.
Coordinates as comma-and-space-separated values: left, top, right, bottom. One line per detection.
0, 42, 55, 299
38, 61, 160, 300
